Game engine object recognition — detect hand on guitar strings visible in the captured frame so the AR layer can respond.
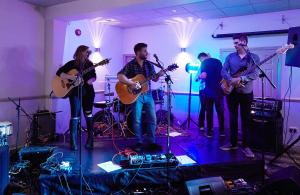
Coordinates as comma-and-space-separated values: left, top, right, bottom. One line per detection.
230, 77, 243, 88
129, 82, 141, 91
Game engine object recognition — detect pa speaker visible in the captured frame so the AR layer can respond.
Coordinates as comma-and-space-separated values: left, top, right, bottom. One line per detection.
257, 166, 300, 195
0, 146, 9, 195
185, 176, 227, 195
286, 27, 300, 68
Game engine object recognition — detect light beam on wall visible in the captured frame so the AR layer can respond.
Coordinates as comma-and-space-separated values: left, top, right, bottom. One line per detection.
166, 17, 201, 66
166, 17, 201, 49
86, 17, 118, 63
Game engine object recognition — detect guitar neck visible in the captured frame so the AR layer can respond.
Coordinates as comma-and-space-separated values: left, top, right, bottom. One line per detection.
258, 52, 277, 66
82, 62, 104, 75
233, 52, 278, 78
140, 69, 166, 86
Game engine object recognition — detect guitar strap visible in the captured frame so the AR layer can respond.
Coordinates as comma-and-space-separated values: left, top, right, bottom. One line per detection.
241, 52, 257, 76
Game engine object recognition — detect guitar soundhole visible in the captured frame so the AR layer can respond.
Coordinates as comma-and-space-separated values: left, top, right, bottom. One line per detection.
61, 80, 66, 88
127, 87, 141, 95
132, 88, 142, 95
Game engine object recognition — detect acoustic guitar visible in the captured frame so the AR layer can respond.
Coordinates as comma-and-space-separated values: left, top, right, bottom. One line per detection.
115, 63, 178, 104
220, 44, 294, 95
52, 58, 111, 98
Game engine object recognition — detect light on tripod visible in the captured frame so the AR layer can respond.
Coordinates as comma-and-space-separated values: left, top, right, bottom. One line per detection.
185, 62, 200, 74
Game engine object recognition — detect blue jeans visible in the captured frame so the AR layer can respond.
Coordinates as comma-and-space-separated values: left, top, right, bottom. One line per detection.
132, 93, 157, 144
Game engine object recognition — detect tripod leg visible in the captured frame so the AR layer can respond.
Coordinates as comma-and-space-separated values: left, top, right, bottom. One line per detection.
269, 135, 300, 165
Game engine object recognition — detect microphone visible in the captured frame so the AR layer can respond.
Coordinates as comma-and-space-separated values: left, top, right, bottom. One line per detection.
153, 54, 159, 62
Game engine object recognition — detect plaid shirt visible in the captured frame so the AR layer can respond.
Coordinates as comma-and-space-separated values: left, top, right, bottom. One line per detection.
118, 58, 156, 93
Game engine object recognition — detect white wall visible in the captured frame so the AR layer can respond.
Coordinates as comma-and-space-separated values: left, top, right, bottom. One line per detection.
122, 9, 300, 144
53, 20, 124, 133
0, 0, 45, 147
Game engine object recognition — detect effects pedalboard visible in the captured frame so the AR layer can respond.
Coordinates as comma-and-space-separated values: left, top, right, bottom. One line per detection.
119, 153, 179, 168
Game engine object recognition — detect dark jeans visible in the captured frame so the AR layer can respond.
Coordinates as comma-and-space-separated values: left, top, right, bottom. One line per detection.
69, 93, 95, 118
131, 93, 157, 144
69, 93, 95, 131
198, 90, 206, 127
205, 96, 224, 132
226, 90, 253, 147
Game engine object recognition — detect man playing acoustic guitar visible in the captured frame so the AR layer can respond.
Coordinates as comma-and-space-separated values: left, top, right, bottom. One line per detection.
220, 34, 259, 158
117, 43, 164, 152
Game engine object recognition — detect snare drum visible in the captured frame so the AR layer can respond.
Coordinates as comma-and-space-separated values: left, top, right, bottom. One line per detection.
0, 121, 13, 136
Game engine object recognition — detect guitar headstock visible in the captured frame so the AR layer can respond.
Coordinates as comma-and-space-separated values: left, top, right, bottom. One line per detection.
276, 44, 295, 54
166, 63, 179, 72
95, 58, 111, 66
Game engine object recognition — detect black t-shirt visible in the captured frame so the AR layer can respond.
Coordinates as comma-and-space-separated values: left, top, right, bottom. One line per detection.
201, 58, 223, 98
56, 60, 96, 97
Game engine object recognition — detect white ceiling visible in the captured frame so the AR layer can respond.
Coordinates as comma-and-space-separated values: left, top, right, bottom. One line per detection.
20, 0, 300, 28
112, 0, 300, 28
20, 0, 78, 7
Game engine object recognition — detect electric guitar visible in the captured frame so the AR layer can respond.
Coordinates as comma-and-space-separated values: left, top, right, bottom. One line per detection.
220, 44, 294, 95
52, 58, 111, 98
115, 64, 178, 104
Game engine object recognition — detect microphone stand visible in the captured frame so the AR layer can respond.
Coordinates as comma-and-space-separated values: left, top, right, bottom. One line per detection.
77, 63, 84, 195
8, 97, 33, 156
244, 46, 276, 184
154, 57, 174, 193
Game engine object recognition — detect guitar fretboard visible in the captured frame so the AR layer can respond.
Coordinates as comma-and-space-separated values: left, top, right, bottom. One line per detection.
82, 59, 109, 75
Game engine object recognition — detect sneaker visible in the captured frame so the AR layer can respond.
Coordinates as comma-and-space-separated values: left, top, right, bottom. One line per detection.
199, 127, 205, 131
220, 143, 238, 151
242, 147, 255, 158
205, 131, 213, 138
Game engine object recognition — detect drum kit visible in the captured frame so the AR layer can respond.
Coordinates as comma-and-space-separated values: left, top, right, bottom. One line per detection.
92, 78, 174, 137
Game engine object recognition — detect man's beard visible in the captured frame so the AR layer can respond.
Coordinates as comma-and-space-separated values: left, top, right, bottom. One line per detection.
140, 55, 147, 60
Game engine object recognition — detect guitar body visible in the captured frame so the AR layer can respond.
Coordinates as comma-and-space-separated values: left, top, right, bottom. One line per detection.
220, 78, 234, 95
52, 58, 111, 98
115, 74, 149, 105
52, 69, 79, 98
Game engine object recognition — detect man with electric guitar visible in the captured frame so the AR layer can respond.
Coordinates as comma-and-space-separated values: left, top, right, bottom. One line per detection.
116, 43, 177, 152
55, 45, 97, 150
220, 34, 260, 158
219, 34, 294, 158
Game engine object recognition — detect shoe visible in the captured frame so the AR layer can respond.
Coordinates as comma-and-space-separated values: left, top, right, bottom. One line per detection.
220, 143, 238, 151
242, 147, 255, 158
199, 127, 205, 131
205, 131, 213, 138
146, 143, 162, 151
131, 143, 143, 152
219, 130, 225, 137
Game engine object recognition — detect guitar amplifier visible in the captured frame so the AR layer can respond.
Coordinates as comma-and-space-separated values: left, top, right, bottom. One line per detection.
249, 113, 283, 153
31, 110, 56, 145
